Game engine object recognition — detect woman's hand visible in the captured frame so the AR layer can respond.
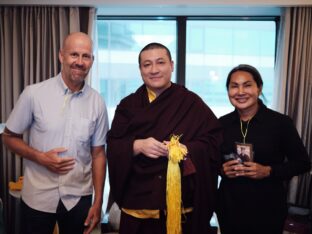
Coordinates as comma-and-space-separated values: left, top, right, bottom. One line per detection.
242, 162, 271, 179
222, 159, 245, 178
222, 160, 271, 179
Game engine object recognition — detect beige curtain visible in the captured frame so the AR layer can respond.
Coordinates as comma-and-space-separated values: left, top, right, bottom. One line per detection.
275, 7, 312, 211
0, 6, 96, 234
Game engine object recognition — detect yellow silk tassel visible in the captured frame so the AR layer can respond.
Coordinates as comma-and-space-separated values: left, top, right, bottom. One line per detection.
166, 135, 188, 234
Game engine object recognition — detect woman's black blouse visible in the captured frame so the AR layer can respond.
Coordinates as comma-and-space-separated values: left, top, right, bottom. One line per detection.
217, 100, 311, 233
219, 101, 310, 179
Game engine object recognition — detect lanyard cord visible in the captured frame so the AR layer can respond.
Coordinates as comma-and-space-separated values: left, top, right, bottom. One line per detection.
240, 118, 252, 143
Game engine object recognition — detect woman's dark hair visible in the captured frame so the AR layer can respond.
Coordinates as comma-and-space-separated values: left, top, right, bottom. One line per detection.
226, 64, 263, 90
138, 42, 172, 66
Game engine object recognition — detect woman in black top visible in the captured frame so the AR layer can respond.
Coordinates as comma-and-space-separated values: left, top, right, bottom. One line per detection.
216, 64, 311, 234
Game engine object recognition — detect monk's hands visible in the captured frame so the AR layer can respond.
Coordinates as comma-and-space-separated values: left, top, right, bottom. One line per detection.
222, 160, 271, 179
163, 140, 188, 154
133, 137, 168, 158
36, 147, 75, 174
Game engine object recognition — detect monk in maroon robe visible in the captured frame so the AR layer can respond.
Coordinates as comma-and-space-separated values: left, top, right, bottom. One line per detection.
107, 42, 222, 234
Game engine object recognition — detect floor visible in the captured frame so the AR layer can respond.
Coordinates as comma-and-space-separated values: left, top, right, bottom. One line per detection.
91, 226, 101, 234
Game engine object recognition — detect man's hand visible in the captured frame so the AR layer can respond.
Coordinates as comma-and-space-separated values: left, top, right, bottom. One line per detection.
83, 203, 101, 234
37, 147, 75, 174
133, 137, 168, 158
2, 128, 75, 174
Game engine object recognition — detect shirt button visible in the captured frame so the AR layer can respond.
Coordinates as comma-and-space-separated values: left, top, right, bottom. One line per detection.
158, 175, 162, 179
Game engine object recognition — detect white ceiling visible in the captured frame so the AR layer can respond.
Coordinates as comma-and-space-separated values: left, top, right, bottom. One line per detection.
1, 0, 311, 16
1, 0, 312, 6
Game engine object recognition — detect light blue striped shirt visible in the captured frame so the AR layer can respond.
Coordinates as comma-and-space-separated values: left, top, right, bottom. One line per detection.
6, 73, 109, 212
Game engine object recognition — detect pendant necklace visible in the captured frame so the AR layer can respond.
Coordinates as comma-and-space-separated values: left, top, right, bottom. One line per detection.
240, 118, 252, 143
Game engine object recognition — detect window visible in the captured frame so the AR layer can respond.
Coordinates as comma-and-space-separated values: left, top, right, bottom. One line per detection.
185, 19, 276, 117
94, 17, 277, 121
94, 18, 177, 123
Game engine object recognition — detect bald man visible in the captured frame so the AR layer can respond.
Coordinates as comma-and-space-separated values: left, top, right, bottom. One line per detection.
2, 32, 109, 234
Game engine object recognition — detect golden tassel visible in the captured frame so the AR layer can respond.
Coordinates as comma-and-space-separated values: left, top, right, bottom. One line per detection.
166, 135, 188, 234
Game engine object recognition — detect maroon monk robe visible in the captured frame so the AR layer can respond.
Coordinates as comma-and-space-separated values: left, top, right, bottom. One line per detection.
107, 83, 223, 234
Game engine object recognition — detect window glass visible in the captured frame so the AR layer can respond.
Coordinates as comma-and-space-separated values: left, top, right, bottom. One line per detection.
186, 20, 276, 117
94, 19, 177, 123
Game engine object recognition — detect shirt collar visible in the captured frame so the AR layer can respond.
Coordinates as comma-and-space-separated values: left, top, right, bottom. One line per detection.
146, 87, 157, 103
253, 99, 266, 123
229, 99, 267, 124
57, 73, 86, 96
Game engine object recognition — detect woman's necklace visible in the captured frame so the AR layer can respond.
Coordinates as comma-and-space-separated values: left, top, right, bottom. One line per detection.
240, 118, 252, 143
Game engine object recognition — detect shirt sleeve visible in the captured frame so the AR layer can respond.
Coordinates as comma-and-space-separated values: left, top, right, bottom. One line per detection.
6, 86, 33, 134
270, 116, 311, 179
91, 96, 109, 147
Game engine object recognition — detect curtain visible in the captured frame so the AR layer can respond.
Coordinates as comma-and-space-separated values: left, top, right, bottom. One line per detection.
0, 6, 96, 234
275, 7, 312, 211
